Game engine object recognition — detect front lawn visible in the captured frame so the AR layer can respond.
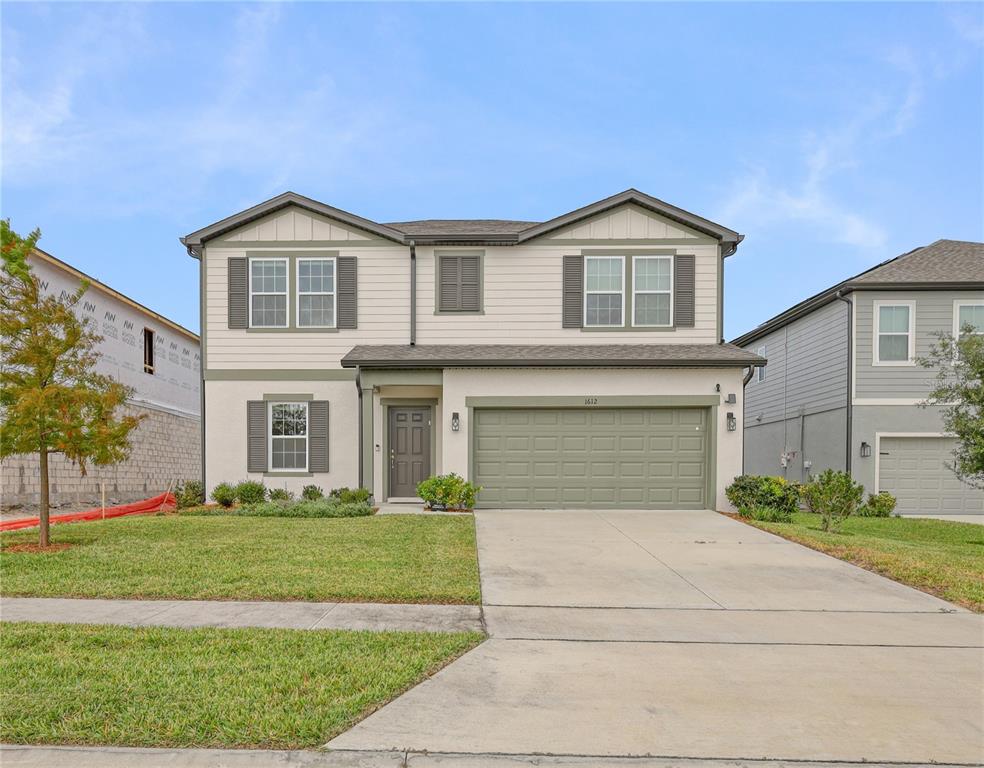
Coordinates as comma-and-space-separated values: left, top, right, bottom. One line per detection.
745, 513, 984, 611
0, 514, 480, 604
0, 622, 482, 748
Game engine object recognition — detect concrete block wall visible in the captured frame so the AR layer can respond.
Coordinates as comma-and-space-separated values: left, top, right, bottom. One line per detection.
1, 402, 201, 509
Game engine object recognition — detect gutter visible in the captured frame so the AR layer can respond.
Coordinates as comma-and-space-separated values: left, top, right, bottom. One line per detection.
835, 290, 853, 474
186, 244, 207, 502
409, 240, 416, 346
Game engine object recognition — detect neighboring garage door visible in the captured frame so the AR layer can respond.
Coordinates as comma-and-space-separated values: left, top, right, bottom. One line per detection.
473, 408, 709, 509
879, 436, 984, 515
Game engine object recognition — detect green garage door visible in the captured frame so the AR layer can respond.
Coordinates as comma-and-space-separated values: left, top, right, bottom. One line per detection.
473, 408, 709, 509
880, 436, 984, 515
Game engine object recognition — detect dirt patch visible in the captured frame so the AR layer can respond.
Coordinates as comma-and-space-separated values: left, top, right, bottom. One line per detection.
3, 543, 74, 554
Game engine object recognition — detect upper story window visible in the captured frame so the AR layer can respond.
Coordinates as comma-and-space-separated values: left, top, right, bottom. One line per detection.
632, 256, 672, 327
874, 301, 914, 365
756, 345, 766, 382
249, 258, 288, 328
584, 256, 624, 327
955, 302, 984, 340
270, 402, 307, 471
437, 253, 482, 313
297, 258, 336, 328
143, 328, 155, 374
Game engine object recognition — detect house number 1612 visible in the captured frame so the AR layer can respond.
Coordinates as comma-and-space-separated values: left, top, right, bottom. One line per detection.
584, 397, 599, 405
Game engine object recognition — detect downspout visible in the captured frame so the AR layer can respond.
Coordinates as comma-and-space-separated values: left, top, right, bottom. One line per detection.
356, 366, 364, 489
835, 290, 853, 473
741, 364, 757, 473
409, 240, 417, 346
186, 243, 206, 502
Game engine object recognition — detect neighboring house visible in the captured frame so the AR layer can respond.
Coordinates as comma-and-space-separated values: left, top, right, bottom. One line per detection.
181, 189, 764, 510
1, 249, 201, 508
733, 239, 984, 515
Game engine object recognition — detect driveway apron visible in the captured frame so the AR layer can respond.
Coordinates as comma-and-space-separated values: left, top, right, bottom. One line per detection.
327, 510, 983, 764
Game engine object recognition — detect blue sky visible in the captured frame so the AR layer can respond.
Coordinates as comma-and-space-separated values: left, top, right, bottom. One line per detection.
3, 2, 982, 339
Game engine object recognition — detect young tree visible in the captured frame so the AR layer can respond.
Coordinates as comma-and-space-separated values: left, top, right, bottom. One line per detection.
0, 221, 143, 546
919, 328, 984, 488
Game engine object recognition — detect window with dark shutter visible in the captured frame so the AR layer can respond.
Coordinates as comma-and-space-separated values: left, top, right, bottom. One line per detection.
437, 254, 482, 312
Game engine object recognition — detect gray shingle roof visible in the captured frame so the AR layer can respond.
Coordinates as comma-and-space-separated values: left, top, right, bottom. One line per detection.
341, 343, 764, 369
731, 239, 984, 347
385, 220, 539, 237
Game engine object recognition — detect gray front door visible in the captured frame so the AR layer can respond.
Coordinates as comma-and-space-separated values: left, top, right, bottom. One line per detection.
388, 407, 432, 498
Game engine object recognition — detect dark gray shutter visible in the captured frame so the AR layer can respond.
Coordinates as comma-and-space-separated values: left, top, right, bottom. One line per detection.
459, 255, 481, 312
308, 400, 329, 473
438, 256, 460, 312
337, 257, 357, 329
246, 400, 267, 473
562, 255, 583, 328
673, 254, 695, 328
228, 257, 248, 329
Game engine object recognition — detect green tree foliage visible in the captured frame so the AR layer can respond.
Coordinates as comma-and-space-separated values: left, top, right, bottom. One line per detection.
920, 329, 984, 488
0, 221, 142, 546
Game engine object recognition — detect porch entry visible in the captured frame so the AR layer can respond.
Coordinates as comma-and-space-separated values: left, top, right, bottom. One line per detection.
388, 406, 432, 498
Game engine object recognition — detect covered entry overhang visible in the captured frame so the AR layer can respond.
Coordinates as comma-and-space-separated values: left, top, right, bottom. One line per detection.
342, 344, 765, 508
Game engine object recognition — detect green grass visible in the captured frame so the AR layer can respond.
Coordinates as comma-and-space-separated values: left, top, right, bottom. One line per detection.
0, 622, 482, 749
0, 515, 480, 604
745, 513, 984, 611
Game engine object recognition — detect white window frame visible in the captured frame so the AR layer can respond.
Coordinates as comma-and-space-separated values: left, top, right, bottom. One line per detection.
756, 345, 767, 382
248, 257, 289, 329
583, 255, 625, 328
268, 401, 308, 472
631, 255, 673, 328
296, 257, 337, 329
873, 300, 915, 366
953, 300, 984, 339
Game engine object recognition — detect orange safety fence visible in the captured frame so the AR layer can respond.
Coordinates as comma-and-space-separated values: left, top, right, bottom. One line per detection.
0, 492, 176, 532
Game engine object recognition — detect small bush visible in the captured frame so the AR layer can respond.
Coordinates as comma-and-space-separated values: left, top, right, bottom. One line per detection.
235, 480, 267, 505
328, 486, 371, 504
859, 491, 897, 517
301, 484, 324, 501
173, 480, 203, 509
745, 505, 794, 523
725, 475, 799, 519
210, 482, 236, 508
416, 473, 481, 510
800, 469, 865, 532
268, 487, 294, 502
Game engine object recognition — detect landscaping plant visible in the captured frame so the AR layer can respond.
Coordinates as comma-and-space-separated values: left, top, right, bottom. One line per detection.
235, 480, 267, 505
301, 484, 324, 500
0, 221, 142, 547
174, 480, 204, 509
858, 491, 897, 518
211, 483, 236, 508
800, 469, 865, 532
328, 487, 371, 504
416, 473, 481, 511
268, 487, 294, 502
724, 474, 799, 522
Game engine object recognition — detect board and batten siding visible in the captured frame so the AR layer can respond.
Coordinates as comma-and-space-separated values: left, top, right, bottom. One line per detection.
742, 299, 849, 425
854, 290, 984, 400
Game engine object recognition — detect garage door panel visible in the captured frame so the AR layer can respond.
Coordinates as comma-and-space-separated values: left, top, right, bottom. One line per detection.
880, 436, 984, 515
474, 407, 708, 510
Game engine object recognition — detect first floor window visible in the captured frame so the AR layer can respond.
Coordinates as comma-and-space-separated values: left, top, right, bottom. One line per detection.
270, 402, 307, 470
297, 258, 336, 327
250, 258, 288, 328
633, 256, 672, 326
584, 256, 624, 326
876, 303, 913, 363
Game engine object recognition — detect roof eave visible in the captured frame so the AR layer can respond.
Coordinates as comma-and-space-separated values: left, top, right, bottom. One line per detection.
342, 358, 764, 370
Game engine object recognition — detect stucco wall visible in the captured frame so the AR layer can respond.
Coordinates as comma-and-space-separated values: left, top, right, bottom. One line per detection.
743, 407, 847, 481
2, 403, 200, 508
441, 367, 745, 510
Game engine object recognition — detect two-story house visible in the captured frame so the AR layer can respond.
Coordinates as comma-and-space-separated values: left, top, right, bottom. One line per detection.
181, 189, 764, 510
733, 239, 984, 516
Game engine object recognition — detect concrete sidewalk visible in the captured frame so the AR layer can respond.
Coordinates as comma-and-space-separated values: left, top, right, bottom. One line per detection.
0, 597, 483, 634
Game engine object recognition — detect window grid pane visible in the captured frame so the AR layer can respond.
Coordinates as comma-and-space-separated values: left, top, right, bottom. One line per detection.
270, 404, 307, 470
879, 305, 909, 333
586, 258, 622, 292
959, 305, 984, 334
250, 259, 287, 327
635, 257, 671, 292
878, 334, 909, 362
634, 293, 671, 326
298, 259, 336, 327
584, 257, 623, 326
586, 294, 622, 326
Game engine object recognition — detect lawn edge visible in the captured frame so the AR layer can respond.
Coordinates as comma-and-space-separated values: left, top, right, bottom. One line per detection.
722, 512, 981, 613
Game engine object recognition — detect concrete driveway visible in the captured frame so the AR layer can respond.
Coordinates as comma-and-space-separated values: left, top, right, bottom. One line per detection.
329, 510, 984, 765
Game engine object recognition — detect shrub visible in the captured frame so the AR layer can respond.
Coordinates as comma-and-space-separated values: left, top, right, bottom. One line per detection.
725, 475, 799, 519
182, 499, 374, 518
268, 487, 294, 502
173, 480, 203, 509
416, 473, 481, 511
235, 480, 267, 505
328, 486, 371, 504
800, 469, 864, 532
859, 491, 897, 517
301, 484, 324, 501
210, 482, 236, 508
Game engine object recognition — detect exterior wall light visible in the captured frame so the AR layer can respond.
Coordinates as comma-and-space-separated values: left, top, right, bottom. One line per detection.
451, 412, 460, 432
726, 412, 737, 432
860, 441, 872, 458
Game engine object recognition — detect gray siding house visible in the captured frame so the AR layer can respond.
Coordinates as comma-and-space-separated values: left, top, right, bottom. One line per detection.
733, 240, 984, 516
